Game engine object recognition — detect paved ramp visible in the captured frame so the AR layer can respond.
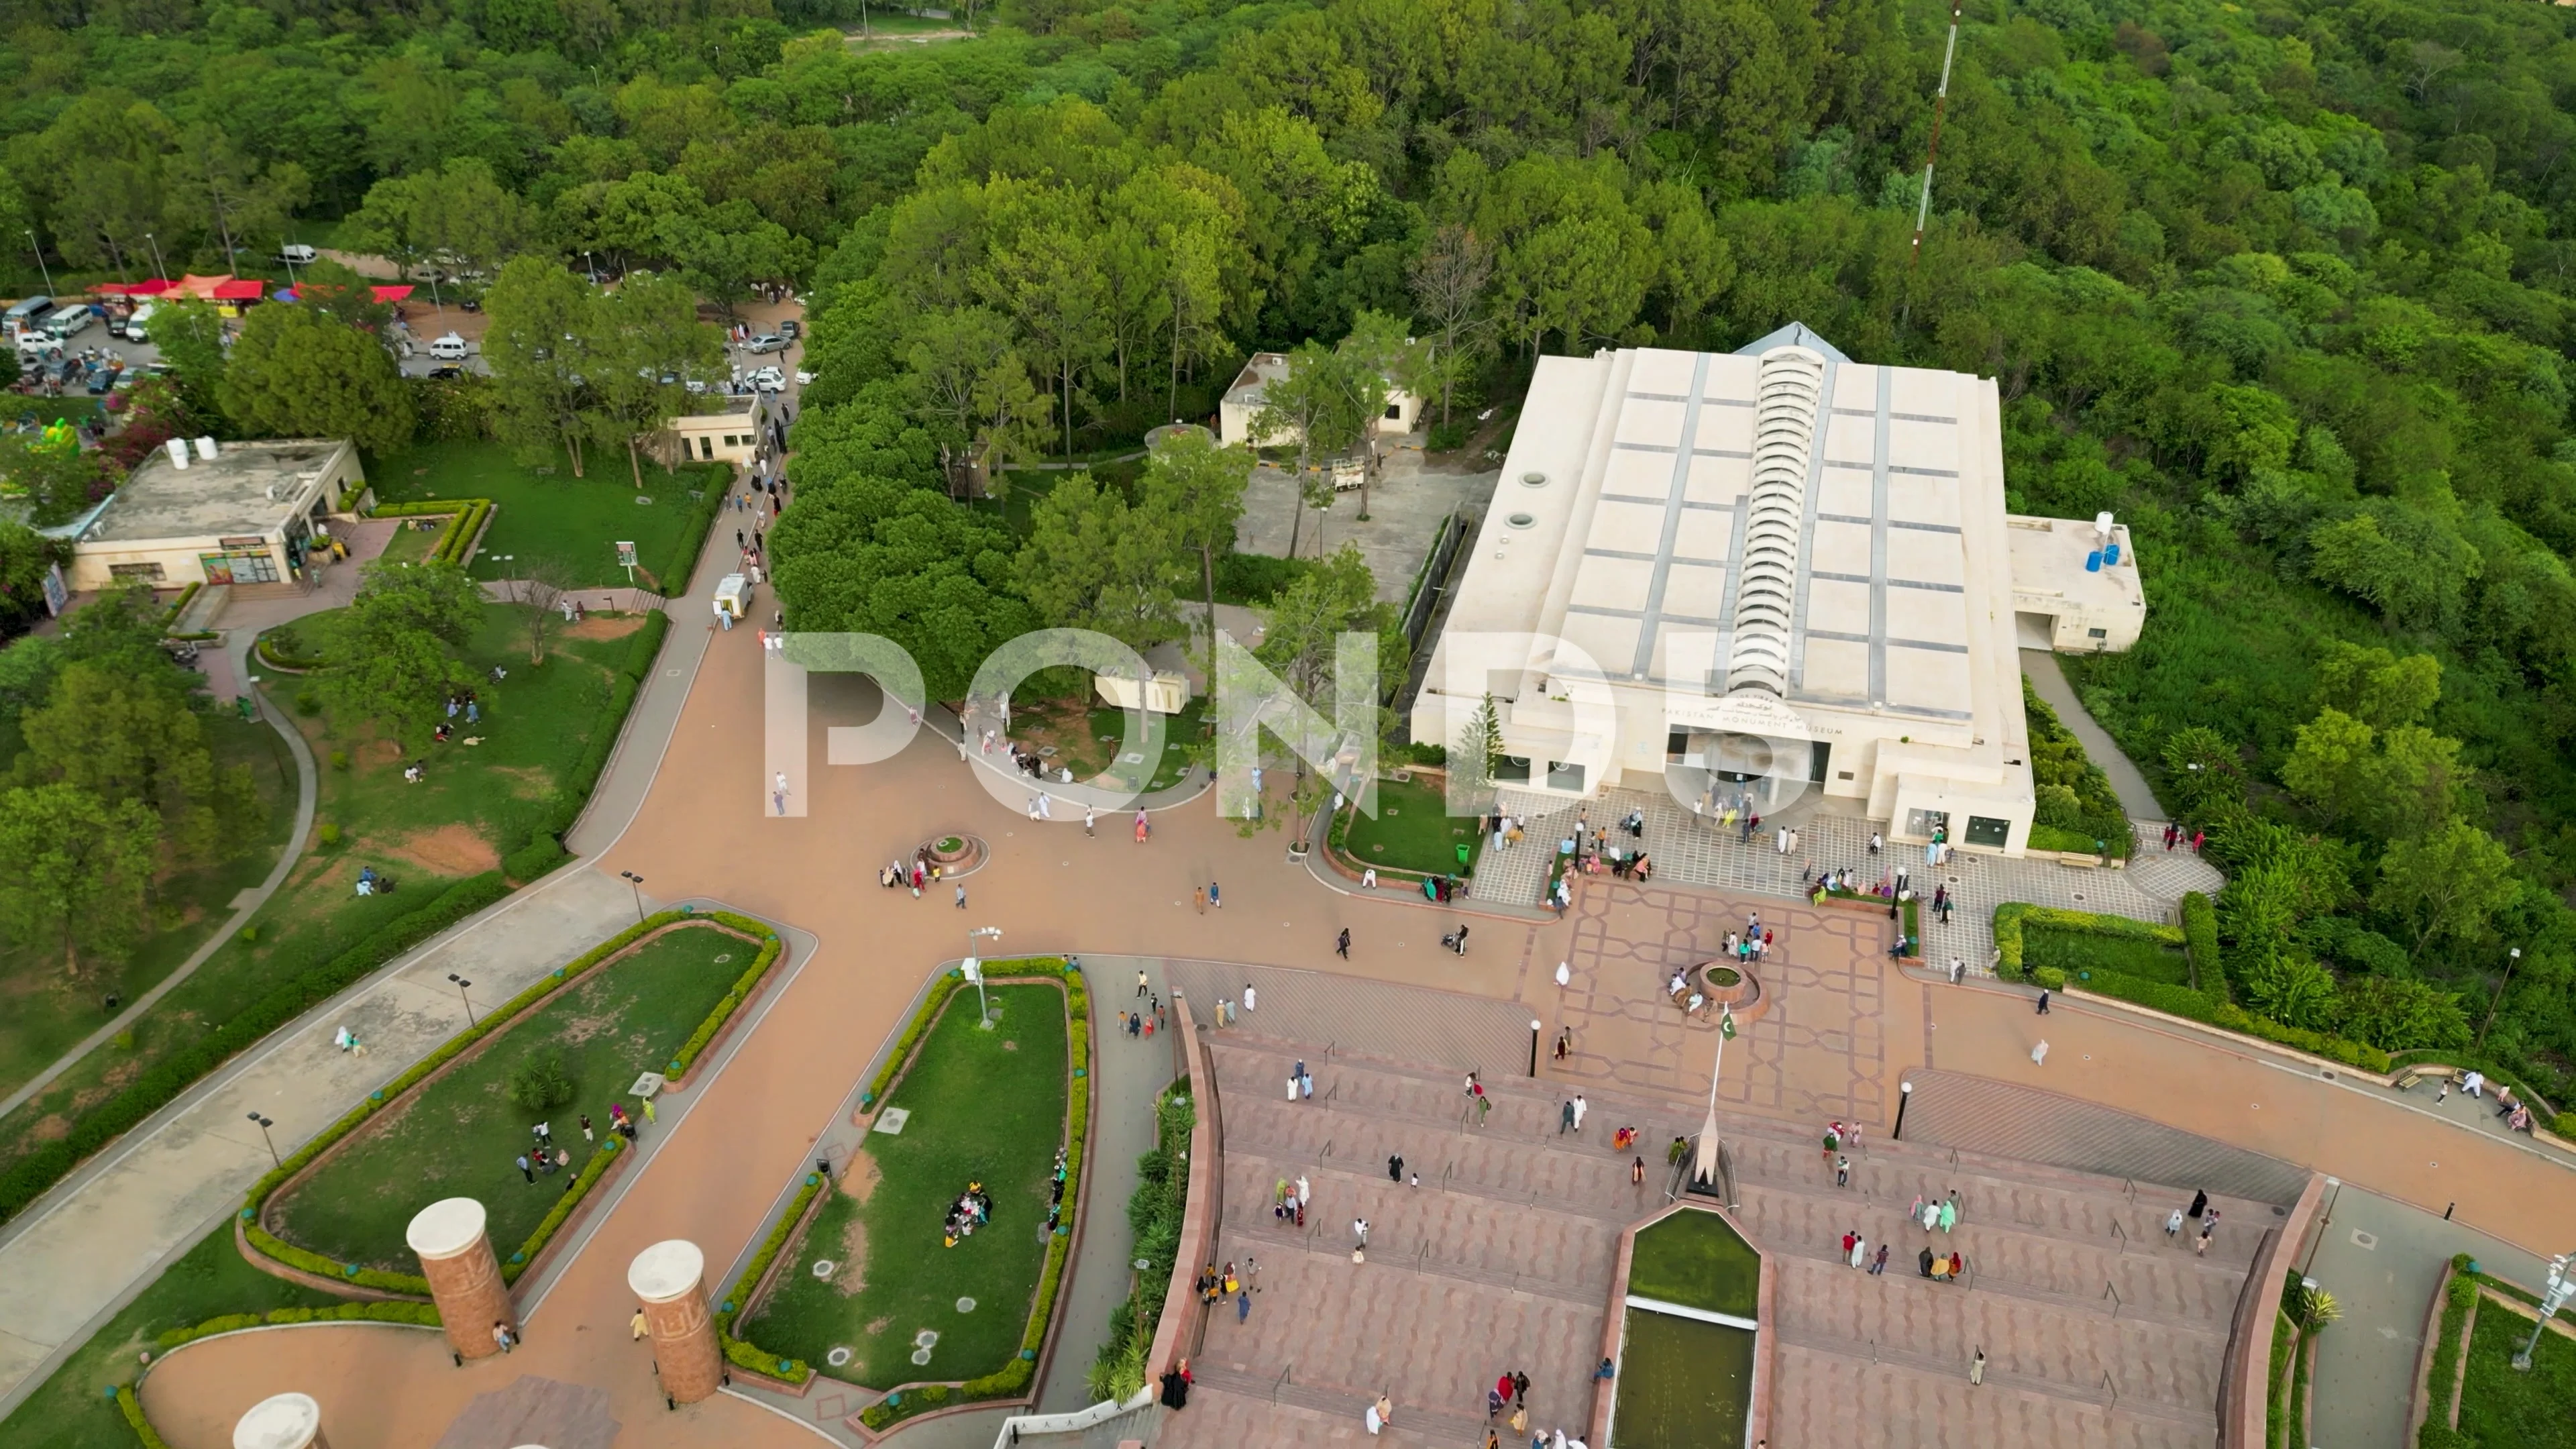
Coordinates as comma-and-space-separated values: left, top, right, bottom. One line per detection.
1900, 1069, 2311, 1206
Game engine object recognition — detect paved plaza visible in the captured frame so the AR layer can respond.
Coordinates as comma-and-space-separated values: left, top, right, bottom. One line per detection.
28, 519, 2568, 1449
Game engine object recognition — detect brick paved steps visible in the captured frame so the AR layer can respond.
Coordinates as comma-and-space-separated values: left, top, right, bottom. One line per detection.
1766, 1253, 2224, 1417
1768, 1340, 2214, 1449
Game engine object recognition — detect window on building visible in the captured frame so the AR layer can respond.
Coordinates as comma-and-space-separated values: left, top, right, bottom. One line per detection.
1546, 760, 1586, 792
109, 561, 166, 582
1384, 403, 1402, 420
698, 436, 714, 460
1666, 731, 1690, 763
1904, 807, 1949, 839
1966, 815, 2010, 848
2087, 626, 2107, 639
1809, 741, 1831, 783
1494, 755, 1532, 784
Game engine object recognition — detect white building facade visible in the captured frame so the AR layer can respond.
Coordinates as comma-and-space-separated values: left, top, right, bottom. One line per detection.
1411, 325, 2144, 858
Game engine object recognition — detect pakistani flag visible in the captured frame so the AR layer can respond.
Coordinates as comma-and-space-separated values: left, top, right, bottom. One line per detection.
1720, 1005, 1737, 1040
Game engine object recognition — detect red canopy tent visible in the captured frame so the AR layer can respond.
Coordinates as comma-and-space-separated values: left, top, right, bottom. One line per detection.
209, 279, 264, 302
370, 285, 415, 303
91, 279, 174, 297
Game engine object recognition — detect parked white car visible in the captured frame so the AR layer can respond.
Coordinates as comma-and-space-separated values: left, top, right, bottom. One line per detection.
749, 366, 786, 391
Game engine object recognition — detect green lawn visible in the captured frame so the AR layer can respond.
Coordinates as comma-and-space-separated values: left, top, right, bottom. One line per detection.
2459, 1302, 2576, 1448
268, 923, 748, 1271
0, 714, 294, 1103
1625, 1208, 1760, 1318
2023, 924, 2192, 987
1339, 775, 1481, 877
745, 983, 1069, 1389
0, 604, 637, 1187
1611, 1309, 1755, 1449
1008, 696, 1205, 793
0, 1215, 343, 1449
370, 440, 725, 590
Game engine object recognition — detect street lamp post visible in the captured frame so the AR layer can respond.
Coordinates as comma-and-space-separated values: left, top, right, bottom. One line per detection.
965, 927, 1002, 1028
585, 251, 598, 284
2512, 1253, 2572, 1372
23, 230, 52, 295
2477, 947, 2524, 1051
280, 239, 299, 287
447, 973, 476, 1026
246, 1112, 278, 1167
620, 871, 647, 925
1894, 1079, 1913, 1140
1527, 1020, 1542, 1077
144, 232, 166, 280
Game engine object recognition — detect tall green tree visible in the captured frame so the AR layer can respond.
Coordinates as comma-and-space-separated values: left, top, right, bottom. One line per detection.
483, 256, 602, 476
588, 270, 722, 488
981, 220, 1112, 458
15, 661, 258, 865
1137, 429, 1254, 686
2374, 821, 2518, 961
902, 306, 1043, 497
218, 305, 415, 453
317, 561, 484, 751
0, 783, 160, 981
1014, 470, 1184, 649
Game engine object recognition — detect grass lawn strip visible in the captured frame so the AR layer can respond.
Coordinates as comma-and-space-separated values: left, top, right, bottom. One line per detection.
2458, 1285, 2576, 1448
745, 981, 1067, 1391
1334, 774, 1482, 880
265, 922, 749, 1274
370, 440, 728, 592
246, 910, 784, 1292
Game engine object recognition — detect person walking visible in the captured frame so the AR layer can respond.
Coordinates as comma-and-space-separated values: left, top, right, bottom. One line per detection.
1195, 885, 1205, 913
2036, 988, 2051, 1015
1560, 1098, 1577, 1134
1337, 928, 1351, 959
1571, 1093, 1588, 1132
2165, 1206, 2185, 1239
2031, 1039, 2049, 1065
1939, 1193, 1958, 1233
1208, 879, 1221, 908
2187, 1188, 2208, 1220
1869, 1243, 1889, 1275
1453, 924, 1470, 955
1138, 969, 1150, 998
1084, 807, 1095, 837
517, 1153, 533, 1185
1849, 1233, 1867, 1268
1631, 1157, 1646, 1185
1242, 984, 1256, 1012
631, 1307, 648, 1340
1388, 1153, 1404, 1183
1835, 1155, 1851, 1187
641, 1095, 656, 1126
955, 883, 967, 909
493, 1321, 515, 1354
1970, 1349, 1986, 1386
2197, 1210, 2219, 1256
1236, 1287, 1251, 1324
580, 1114, 595, 1142
1353, 1218, 1370, 1248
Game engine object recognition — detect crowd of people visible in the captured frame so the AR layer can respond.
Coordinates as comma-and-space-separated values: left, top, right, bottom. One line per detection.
941, 1181, 994, 1247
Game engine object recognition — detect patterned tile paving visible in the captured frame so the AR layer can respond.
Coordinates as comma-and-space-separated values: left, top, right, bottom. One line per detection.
1896, 1069, 2312, 1208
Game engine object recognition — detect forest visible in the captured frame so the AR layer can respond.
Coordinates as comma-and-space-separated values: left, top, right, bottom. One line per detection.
2, 0, 2576, 1104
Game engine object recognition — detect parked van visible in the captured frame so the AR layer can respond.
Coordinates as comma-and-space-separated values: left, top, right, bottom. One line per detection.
426, 332, 470, 362
3, 297, 51, 339
279, 243, 319, 266
43, 307, 95, 343
119, 304, 156, 343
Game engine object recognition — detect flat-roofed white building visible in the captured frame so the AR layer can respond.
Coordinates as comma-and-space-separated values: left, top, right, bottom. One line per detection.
1411, 325, 2145, 857
67, 438, 364, 593
1218, 352, 1422, 449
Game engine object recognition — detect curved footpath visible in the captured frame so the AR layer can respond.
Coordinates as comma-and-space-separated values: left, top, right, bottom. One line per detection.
0, 520, 738, 1419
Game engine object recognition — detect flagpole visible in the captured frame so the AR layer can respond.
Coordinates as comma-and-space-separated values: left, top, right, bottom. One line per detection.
1693, 1005, 1735, 1189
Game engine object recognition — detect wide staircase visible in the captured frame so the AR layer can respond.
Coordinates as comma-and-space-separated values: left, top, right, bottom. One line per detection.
1163, 1033, 2271, 1449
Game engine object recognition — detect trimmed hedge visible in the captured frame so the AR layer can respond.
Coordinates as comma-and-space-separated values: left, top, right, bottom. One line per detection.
116, 1385, 168, 1449
0, 871, 513, 1224
2180, 891, 2222, 998
718, 1173, 823, 1386
155, 1300, 440, 1350
241, 911, 784, 1291
1825, 886, 1920, 949
842, 957, 1093, 1429
657, 468, 729, 598
1992, 902, 2180, 981
366, 498, 491, 568
158, 580, 201, 629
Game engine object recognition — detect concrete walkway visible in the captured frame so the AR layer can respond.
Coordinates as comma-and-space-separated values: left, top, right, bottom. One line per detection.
0, 502, 741, 1421
2021, 648, 2167, 821
2300, 1185, 2553, 1449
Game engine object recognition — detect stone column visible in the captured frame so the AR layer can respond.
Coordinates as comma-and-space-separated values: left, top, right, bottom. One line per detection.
233, 1391, 330, 1449
629, 1240, 722, 1405
406, 1197, 512, 1364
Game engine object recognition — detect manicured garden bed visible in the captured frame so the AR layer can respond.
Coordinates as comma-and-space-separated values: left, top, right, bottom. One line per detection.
263, 920, 758, 1275
741, 977, 1073, 1399
1085, 1085, 1193, 1401
2023, 922, 2190, 986
1332, 775, 1481, 879
370, 440, 729, 590
2422, 1256, 2576, 1448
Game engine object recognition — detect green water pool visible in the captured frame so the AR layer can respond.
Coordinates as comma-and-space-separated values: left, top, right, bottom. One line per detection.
1612, 1307, 1754, 1448
1627, 1206, 1760, 1317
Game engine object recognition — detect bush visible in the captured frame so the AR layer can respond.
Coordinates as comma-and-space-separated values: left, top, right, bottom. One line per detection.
502, 837, 570, 881
327, 749, 349, 771
237, 926, 258, 944
1212, 551, 1316, 606
411, 374, 496, 442
506, 1049, 574, 1112
0, 871, 513, 1224
657, 468, 731, 597
316, 822, 341, 848
2181, 891, 2222, 996
2069, 968, 2391, 1071
2034, 966, 2068, 990
1992, 902, 2182, 982
117, 1385, 170, 1449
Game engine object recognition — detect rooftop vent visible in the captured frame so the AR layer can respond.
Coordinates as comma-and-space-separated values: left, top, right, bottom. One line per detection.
1724, 345, 1827, 696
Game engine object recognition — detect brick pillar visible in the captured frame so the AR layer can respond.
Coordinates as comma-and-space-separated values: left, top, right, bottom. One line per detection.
231, 1391, 330, 1449
629, 1240, 722, 1404
405, 1198, 512, 1364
